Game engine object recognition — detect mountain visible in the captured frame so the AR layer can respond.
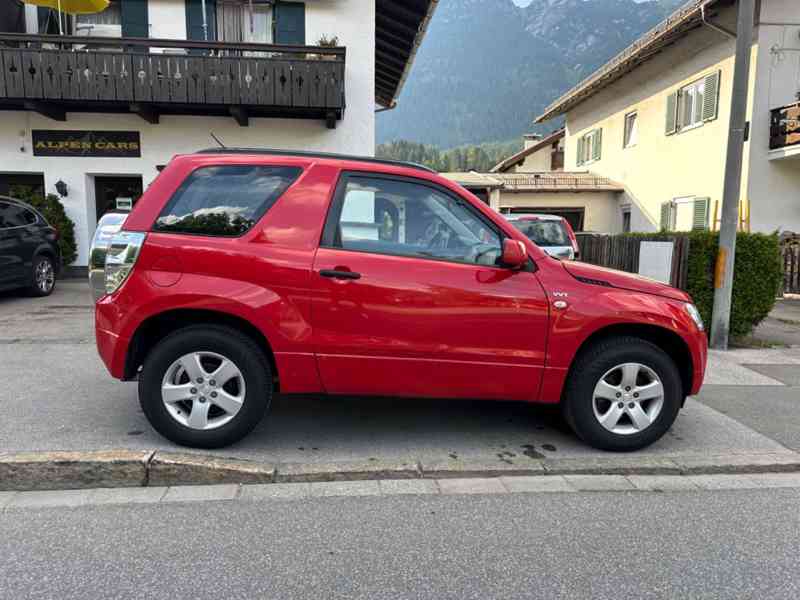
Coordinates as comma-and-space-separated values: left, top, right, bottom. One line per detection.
376, 0, 685, 149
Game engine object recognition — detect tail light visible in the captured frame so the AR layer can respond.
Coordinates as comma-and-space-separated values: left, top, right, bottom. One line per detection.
565, 220, 580, 259
104, 231, 146, 294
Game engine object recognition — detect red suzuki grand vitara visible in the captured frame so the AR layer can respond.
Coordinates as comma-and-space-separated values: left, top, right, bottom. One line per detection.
91, 150, 707, 452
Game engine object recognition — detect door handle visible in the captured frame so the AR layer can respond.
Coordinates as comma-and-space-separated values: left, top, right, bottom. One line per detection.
319, 269, 361, 280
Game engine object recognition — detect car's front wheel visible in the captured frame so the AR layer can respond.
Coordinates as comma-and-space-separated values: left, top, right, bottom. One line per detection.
138, 325, 272, 448
562, 337, 683, 452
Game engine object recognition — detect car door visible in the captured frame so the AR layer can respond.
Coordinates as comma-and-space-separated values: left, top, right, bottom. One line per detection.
0, 201, 25, 287
311, 173, 550, 401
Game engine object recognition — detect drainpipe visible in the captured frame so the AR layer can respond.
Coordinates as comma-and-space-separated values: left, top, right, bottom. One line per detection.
701, 3, 737, 39
201, 0, 209, 41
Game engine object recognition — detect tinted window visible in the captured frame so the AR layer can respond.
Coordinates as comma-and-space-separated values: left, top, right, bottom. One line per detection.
329, 176, 503, 266
512, 220, 570, 247
0, 202, 36, 228
154, 165, 301, 236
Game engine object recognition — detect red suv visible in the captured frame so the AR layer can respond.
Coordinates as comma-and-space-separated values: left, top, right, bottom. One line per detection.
91, 150, 707, 452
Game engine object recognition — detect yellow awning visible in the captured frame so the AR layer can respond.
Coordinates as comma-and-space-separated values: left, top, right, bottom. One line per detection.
21, 0, 110, 15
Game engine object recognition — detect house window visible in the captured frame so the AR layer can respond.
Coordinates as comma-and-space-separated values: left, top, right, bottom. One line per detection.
623, 112, 638, 148
576, 129, 602, 167
622, 208, 631, 233
216, 0, 273, 43
660, 197, 710, 231
75, 0, 121, 32
666, 71, 721, 135
679, 79, 705, 130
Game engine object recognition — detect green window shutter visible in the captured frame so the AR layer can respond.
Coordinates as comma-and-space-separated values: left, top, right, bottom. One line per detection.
186, 0, 217, 41
660, 202, 673, 231
274, 1, 306, 45
692, 197, 710, 230
592, 129, 602, 161
576, 137, 584, 167
665, 91, 678, 135
121, 0, 149, 38
702, 70, 721, 122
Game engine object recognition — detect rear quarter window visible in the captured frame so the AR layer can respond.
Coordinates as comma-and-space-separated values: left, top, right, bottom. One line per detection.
154, 165, 301, 236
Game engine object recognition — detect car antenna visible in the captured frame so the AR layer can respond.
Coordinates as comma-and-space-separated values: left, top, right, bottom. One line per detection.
210, 132, 227, 149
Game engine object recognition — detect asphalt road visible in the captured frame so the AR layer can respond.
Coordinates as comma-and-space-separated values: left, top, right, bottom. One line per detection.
2, 487, 799, 599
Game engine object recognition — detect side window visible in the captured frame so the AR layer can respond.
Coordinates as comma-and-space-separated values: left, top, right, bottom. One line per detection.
328, 176, 503, 266
0, 203, 33, 228
154, 165, 301, 236
20, 208, 38, 225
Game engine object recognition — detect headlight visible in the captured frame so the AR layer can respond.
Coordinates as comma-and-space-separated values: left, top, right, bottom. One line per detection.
684, 303, 704, 331
104, 231, 146, 295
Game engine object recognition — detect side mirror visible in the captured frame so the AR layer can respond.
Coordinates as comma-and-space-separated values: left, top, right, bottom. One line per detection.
501, 239, 528, 269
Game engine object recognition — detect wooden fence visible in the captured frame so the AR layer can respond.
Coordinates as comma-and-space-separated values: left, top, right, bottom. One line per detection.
576, 235, 691, 290
783, 235, 800, 294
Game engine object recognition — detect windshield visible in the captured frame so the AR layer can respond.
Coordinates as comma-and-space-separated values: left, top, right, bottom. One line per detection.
511, 219, 570, 247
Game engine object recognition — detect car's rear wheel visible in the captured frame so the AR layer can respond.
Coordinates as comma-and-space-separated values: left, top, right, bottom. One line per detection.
28, 254, 56, 297
138, 325, 272, 449
562, 337, 683, 452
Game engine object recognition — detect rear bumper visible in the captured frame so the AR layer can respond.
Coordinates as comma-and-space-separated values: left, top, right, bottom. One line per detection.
95, 313, 129, 379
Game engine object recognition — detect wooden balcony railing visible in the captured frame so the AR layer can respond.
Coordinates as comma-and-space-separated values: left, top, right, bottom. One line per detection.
0, 33, 346, 127
770, 103, 800, 151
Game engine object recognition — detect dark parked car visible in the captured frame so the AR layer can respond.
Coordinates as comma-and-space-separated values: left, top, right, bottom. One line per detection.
0, 196, 61, 296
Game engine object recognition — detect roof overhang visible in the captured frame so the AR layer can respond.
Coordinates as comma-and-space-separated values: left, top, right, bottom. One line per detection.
534, 0, 734, 123
375, 0, 439, 108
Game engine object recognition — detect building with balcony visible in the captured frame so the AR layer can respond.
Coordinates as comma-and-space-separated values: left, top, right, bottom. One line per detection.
534, 0, 800, 235
0, 0, 437, 268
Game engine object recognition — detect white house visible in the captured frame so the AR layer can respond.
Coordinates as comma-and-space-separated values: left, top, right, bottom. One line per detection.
0, 0, 437, 268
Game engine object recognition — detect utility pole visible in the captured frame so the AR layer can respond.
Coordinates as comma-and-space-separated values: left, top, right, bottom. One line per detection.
710, 0, 756, 350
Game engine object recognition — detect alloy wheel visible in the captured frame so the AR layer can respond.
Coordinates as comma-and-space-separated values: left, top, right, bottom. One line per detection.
35, 258, 55, 293
591, 362, 665, 435
161, 351, 246, 430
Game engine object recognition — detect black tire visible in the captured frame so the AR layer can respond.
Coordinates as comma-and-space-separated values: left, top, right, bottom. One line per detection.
138, 325, 272, 449
27, 254, 56, 297
562, 336, 683, 452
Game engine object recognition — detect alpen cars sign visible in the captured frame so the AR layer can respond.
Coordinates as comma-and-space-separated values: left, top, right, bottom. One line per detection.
32, 130, 141, 158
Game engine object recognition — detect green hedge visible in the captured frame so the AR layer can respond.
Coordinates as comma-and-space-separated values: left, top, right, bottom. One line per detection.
684, 231, 782, 338
9, 186, 77, 266
615, 232, 782, 338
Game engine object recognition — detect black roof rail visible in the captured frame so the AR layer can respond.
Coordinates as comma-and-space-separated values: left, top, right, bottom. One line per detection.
195, 148, 437, 174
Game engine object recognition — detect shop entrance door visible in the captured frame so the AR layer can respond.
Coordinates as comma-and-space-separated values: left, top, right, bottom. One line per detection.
94, 176, 143, 221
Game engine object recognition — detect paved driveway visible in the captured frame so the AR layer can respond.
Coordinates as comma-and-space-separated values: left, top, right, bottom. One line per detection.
1, 281, 797, 466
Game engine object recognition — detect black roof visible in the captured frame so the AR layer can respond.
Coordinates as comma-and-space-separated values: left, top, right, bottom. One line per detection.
196, 148, 437, 174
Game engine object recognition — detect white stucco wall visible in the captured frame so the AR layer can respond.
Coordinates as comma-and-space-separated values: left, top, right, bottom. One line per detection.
746, 0, 800, 233
1, 0, 376, 266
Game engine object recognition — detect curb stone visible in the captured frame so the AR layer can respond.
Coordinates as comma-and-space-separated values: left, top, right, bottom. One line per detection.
276, 460, 420, 483
2, 450, 800, 492
148, 452, 276, 487
421, 458, 545, 479
0, 450, 152, 491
